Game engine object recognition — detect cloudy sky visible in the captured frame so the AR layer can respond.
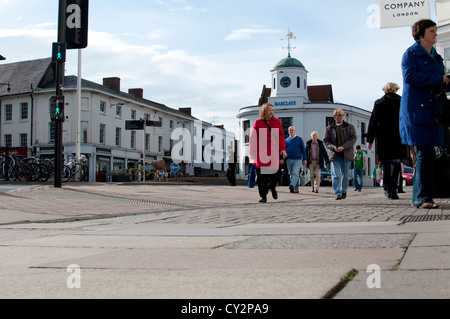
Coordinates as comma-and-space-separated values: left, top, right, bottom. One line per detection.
0, 0, 437, 134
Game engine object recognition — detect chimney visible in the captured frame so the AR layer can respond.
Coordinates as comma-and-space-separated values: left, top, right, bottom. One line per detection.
129, 88, 144, 99
103, 77, 121, 91
179, 107, 192, 116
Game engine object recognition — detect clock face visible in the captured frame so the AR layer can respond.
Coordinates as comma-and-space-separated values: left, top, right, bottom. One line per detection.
280, 76, 291, 88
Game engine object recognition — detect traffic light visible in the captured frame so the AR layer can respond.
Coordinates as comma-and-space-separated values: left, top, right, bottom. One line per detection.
65, 0, 89, 49
52, 42, 66, 63
50, 96, 65, 122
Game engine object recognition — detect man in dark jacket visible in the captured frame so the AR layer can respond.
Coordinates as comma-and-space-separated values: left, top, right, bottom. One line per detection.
324, 109, 357, 200
305, 131, 330, 193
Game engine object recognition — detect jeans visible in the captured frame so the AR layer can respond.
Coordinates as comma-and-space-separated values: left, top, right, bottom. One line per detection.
286, 159, 302, 191
330, 156, 351, 196
353, 166, 363, 191
412, 145, 436, 206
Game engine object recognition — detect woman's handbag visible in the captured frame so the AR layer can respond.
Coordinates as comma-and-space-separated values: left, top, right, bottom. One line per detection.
437, 86, 450, 126
248, 163, 256, 188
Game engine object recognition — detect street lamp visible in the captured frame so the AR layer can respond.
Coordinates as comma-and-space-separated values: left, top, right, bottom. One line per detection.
0, 82, 11, 92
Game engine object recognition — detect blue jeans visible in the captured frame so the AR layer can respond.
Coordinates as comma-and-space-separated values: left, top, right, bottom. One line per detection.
287, 159, 302, 191
330, 156, 351, 196
412, 146, 436, 206
353, 166, 363, 191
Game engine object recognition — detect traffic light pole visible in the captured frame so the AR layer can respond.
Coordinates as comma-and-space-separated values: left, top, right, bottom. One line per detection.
54, 0, 66, 188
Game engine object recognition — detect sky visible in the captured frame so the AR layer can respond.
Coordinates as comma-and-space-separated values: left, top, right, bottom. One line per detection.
0, 0, 438, 135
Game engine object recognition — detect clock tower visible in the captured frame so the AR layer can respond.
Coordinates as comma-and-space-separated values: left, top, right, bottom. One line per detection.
270, 53, 309, 104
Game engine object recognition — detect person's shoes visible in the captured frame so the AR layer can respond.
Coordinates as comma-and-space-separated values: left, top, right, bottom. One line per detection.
311, 188, 315, 193
418, 202, 439, 209
390, 192, 399, 200
289, 185, 295, 193
271, 189, 278, 200
293, 190, 299, 193
259, 197, 267, 203
335, 194, 342, 200
341, 192, 347, 199
315, 189, 318, 193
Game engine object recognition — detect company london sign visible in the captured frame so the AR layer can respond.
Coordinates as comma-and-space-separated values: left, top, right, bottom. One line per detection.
379, 0, 431, 28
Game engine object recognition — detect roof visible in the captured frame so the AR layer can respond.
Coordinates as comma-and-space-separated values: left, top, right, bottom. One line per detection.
0, 58, 53, 96
307, 85, 334, 103
273, 54, 305, 70
41, 75, 199, 121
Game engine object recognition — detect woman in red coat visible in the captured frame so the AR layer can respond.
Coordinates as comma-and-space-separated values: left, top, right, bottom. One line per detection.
249, 103, 287, 203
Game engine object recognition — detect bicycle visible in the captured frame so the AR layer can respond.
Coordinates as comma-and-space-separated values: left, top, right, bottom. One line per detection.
129, 160, 167, 182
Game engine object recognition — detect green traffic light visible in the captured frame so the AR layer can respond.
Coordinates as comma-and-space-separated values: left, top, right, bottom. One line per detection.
55, 107, 61, 115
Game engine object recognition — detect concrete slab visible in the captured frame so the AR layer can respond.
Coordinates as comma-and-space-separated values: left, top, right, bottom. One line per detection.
0, 267, 352, 299
410, 232, 450, 247
11, 235, 250, 249
399, 246, 450, 270
36, 247, 404, 271
335, 270, 450, 299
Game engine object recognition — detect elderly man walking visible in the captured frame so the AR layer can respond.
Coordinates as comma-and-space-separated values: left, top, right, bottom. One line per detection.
285, 126, 307, 193
324, 109, 357, 200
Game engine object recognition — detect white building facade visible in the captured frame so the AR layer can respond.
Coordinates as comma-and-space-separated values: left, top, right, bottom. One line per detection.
0, 58, 235, 182
237, 54, 375, 185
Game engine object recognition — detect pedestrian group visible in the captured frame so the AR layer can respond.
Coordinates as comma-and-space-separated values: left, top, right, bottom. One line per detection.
247, 19, 449, 209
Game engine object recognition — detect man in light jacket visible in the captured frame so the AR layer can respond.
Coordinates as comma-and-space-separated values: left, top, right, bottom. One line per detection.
324, 109, 357, 200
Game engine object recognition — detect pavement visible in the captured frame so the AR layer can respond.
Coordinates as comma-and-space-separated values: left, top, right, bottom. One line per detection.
0, 181, 450, 300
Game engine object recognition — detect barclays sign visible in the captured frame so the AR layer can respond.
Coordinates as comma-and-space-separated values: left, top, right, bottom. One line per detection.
274, 101, 297, 107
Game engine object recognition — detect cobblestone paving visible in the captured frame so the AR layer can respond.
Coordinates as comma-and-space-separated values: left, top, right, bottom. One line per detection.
2, 184, 447, 226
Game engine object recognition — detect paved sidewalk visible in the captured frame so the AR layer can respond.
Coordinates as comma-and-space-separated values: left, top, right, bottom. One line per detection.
0, 183, 449, 299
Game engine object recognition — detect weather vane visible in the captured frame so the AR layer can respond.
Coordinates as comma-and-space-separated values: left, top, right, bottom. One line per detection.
282, 28, 296, 57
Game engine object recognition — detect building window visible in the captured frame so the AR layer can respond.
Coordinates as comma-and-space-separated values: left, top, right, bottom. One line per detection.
273, 78, 276, 90
145, 134, 150, 151
99, 124, 106, 144
279, 117, 293, 138
81, 121, 88, 144
5, 104, 12, 121
21, 103, 28, 120
297, 77, 300, 88
5, 134, 12, 147
20, 133, 27, 147
131, 110, 136, 120
243, 120, 251, 144
158, 136, 163, 153
170, 120, 174, 130
115, 127, 121, 147
444, 47, 450, 74
131, 131, 136, 149
116, 105, 122, 118
361, 122, 366, 145
100, 101, 106, 114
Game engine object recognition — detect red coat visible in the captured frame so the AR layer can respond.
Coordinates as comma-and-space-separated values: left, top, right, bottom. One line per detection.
249, 117, 286, 171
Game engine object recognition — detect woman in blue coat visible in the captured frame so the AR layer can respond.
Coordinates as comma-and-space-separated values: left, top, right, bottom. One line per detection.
399, 19, 450, 209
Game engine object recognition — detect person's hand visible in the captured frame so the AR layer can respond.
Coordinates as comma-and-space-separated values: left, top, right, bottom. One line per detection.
280, 150, 287, 159
368, 142, 373, 150
444, 75, 450, 86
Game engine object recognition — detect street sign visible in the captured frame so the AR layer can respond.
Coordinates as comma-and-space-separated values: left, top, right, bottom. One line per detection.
125, 120, 145, 130
170, 162, 180, 173
65, 0, 89, 49
146, 120, 162, 127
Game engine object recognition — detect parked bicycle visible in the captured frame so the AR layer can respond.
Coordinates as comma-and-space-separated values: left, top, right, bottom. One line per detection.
129, 160, 167, 182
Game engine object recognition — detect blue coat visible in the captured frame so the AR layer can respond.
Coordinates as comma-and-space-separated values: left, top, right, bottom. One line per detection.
399, 41, 445, 146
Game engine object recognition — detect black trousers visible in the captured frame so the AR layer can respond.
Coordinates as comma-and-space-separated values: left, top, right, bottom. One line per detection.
256, 168, 279, 199
382, 161, 401, 195
226, 164, 236, 186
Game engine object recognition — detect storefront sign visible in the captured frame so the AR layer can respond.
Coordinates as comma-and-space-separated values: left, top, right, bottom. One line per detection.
379, 0, 431, 29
